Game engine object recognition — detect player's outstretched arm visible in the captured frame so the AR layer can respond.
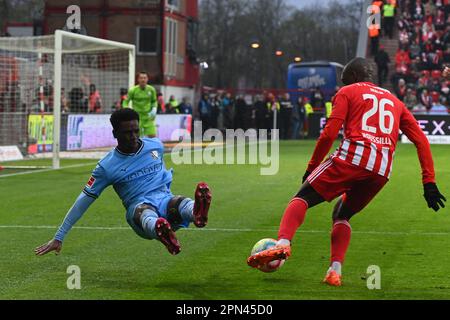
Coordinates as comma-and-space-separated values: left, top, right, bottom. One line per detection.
400, 107, 446, 212
304, 92, 348, 182
34, 192, 96, 256
303, 118, 344, 182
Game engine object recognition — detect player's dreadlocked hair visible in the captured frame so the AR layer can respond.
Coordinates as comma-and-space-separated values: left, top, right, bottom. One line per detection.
110, 108, 139, 131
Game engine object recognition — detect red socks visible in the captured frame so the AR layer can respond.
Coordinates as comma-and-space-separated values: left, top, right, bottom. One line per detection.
278, 198, 308, 241
277, 198, 352, 267
330, 220, 352, 264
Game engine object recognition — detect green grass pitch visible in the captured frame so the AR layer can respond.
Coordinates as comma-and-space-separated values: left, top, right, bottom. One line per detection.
1, 141, 449, 300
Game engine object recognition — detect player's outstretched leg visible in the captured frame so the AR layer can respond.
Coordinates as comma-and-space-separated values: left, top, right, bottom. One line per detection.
193, 182, 212, 228
247, 183, 325, 269
155, 218, 181, 255
247, 198, 305, 268
135, 205, 181, 255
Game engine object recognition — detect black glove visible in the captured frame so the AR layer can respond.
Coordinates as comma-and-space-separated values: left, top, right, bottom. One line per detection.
302, 171, 311, 184
423, 183, 446, 212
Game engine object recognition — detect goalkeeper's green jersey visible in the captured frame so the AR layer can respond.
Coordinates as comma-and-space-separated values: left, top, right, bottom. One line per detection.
123, 85, 157, 114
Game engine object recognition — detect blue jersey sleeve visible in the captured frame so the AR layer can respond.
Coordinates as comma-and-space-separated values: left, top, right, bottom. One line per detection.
83, 164, 110, 199
54, 192, 96, 242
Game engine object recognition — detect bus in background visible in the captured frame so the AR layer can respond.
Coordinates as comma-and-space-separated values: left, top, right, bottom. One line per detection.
287, 61, 344, 103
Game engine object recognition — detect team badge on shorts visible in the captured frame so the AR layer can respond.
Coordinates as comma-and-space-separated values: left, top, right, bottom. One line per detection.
151, 150, 159, 160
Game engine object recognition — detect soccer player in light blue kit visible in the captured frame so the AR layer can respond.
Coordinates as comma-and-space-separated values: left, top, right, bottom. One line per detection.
35, 109, 212, 256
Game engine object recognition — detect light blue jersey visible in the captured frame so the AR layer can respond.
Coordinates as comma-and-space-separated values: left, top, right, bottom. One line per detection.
83, 138, 173, 211
54, 138, 194, 242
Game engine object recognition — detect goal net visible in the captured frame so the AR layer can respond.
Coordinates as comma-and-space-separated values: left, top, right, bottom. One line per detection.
0, 30, 135, 169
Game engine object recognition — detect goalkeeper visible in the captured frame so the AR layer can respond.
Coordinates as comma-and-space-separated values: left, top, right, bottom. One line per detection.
123, 71, 158, 138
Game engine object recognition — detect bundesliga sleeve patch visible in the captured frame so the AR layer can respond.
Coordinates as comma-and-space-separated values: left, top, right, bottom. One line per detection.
86, 176, 96, 188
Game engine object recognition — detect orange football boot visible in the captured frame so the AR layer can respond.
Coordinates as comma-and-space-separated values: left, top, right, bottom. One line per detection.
247, 245, 291, 269
323, 270, 342, 287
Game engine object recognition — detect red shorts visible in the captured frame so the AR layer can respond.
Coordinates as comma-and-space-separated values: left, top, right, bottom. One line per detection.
307, 156, 388, 213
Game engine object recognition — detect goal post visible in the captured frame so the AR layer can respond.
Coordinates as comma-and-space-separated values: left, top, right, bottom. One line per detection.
52, 30, 135, 169
0, 30, 136, 170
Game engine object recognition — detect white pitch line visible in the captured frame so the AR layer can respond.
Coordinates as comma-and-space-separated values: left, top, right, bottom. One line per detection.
0, 162, 97, 178
0, 225, 449, 236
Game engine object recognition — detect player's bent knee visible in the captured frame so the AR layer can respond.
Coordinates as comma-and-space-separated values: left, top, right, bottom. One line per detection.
332, 196, 357, 222
166, 196, 187, 226
295, 182, 325, 209
134, 204, 156, 226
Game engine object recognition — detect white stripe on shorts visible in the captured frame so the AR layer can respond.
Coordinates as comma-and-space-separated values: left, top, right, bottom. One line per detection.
308, 160, 333, 184
308, 159, 332, 182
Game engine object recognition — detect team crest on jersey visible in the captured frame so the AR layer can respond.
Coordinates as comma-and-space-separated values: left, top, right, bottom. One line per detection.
151, 150, 159, 160
86, 176, 96, 188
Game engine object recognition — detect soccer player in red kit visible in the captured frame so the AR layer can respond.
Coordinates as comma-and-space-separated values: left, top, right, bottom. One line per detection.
247, 58, 446, 286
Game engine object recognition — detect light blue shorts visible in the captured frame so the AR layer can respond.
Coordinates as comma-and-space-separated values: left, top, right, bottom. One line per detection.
125, 186, 190, 239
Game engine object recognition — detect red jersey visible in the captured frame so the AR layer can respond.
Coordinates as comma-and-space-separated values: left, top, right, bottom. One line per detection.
307, 82, 435, 184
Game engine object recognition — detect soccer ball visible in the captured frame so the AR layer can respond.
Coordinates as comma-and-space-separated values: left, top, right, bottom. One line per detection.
251, 238, 285, 273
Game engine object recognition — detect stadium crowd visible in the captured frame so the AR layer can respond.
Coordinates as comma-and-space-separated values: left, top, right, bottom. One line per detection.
371, 0, 450, 114
190, 89, 334, 140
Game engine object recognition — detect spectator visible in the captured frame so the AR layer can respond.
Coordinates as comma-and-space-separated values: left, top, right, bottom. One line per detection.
369, 23, 380, 56
234, 95, 247, 130
88, 84, 102, 113
375, 45, 391, 86
383, 0, 396, 39
424, 0, 437, 17
420, 89, 433, 110
167, 95, 180, 114
112, 88, 128, 111
279, 93, 293, 140
179, 97, 193, 115
417, 70, 432, 91
404, 88, 418, 110
119, 88, 128, 109
157, 92, 166, 114
291, 96, 306, 140
409, 41, 422, 60
435, 8, 446, 31
411, 0, 424, 21
244, 95, 255, 130
265, 93, 280, 131
69, 87, 85, 113
210, 94, 221, 129
304, 97, 314, 137
254, 94, 267, 133
395, 47, 412, 70
310, 87, 325, 110
222, 92, 234, 130
395, 78, 408, 101
61, 88, 69, 113
42, 81, 54, 112
198, 93, 211, 132
429, 96, 449, 114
